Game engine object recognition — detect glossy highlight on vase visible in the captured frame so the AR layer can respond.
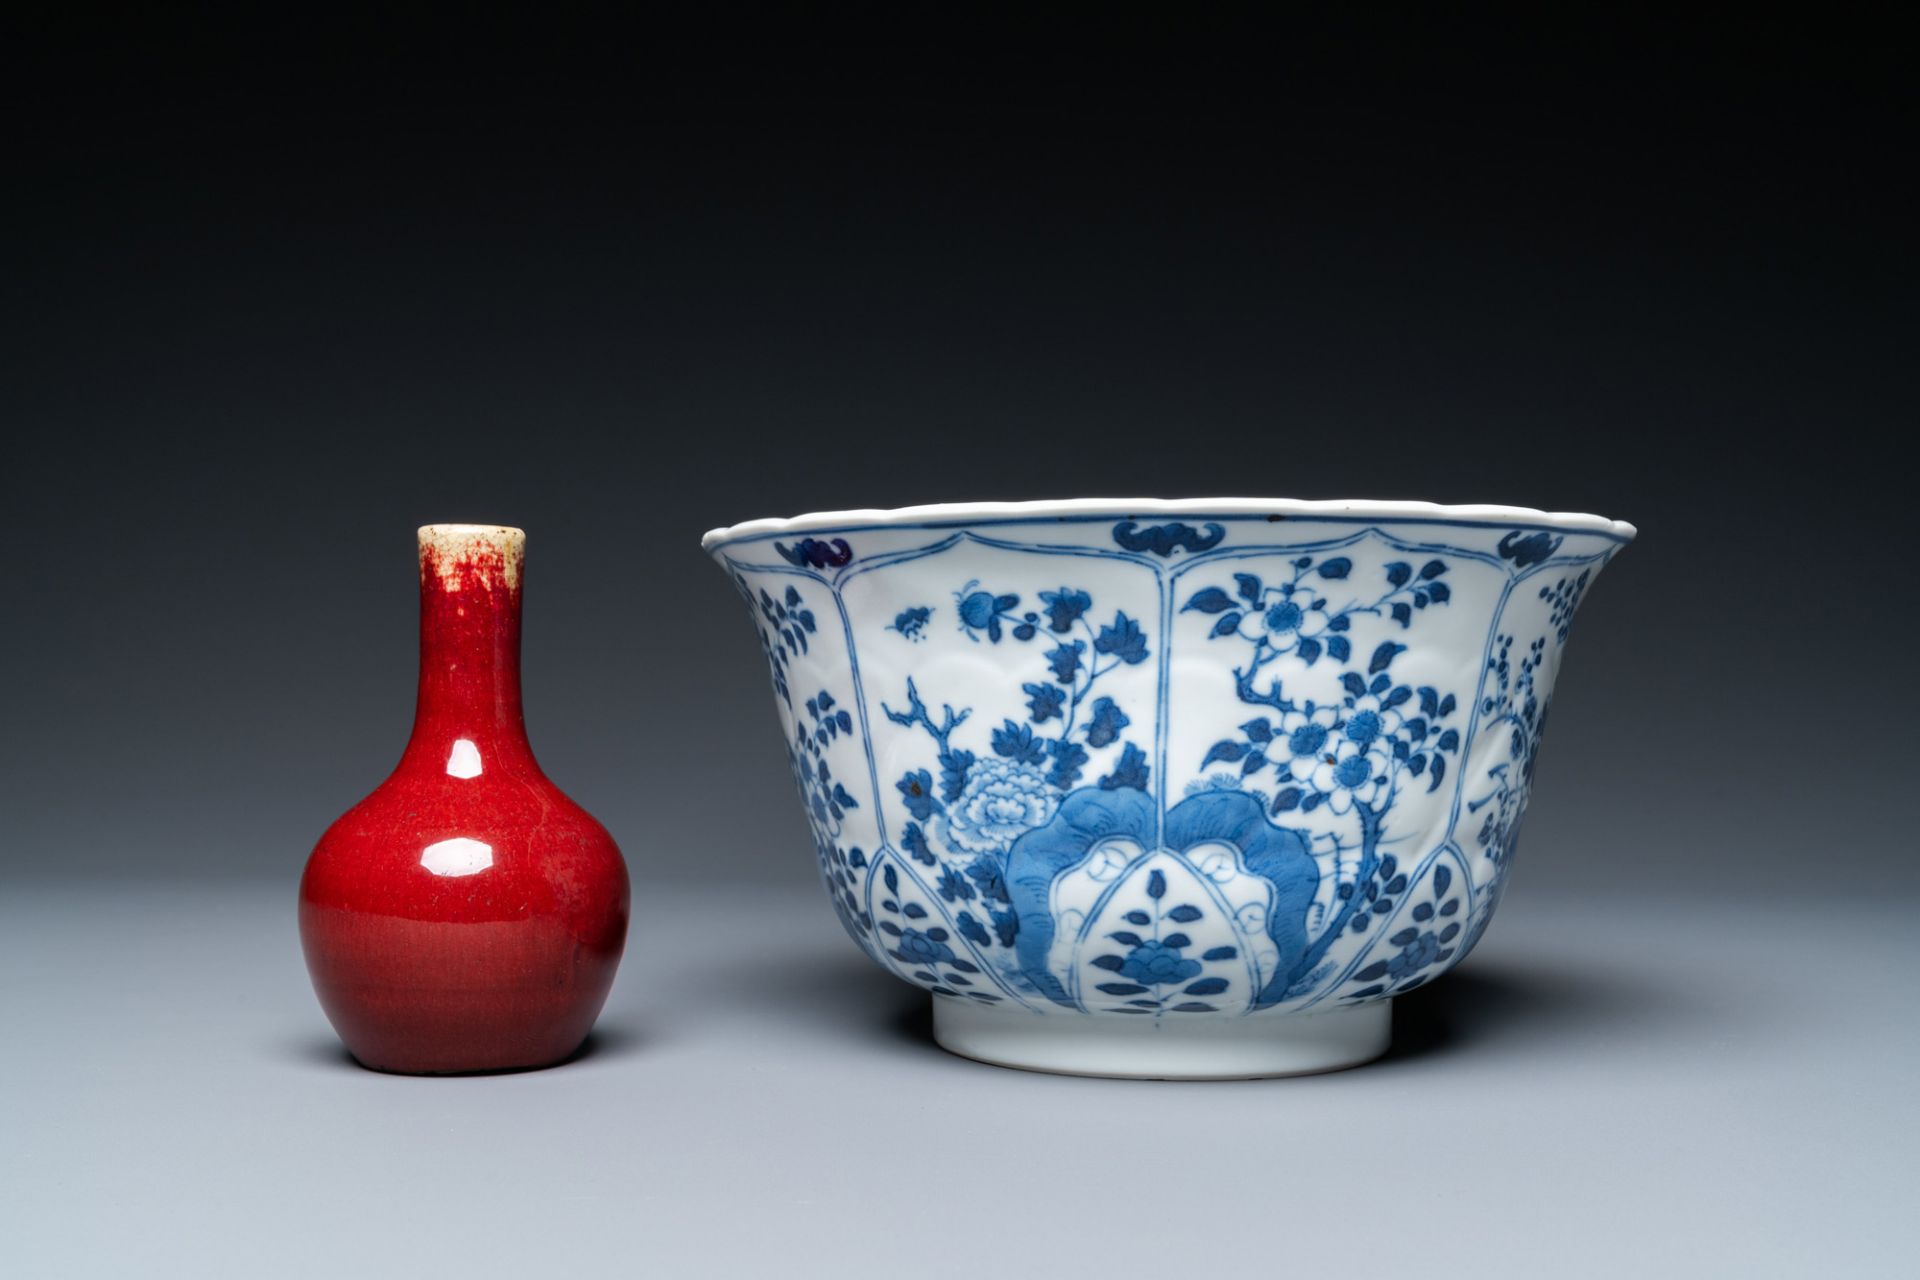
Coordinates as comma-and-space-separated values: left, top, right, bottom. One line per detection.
299, 524, 629, 1074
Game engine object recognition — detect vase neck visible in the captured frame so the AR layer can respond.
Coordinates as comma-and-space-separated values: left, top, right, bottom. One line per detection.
403, 525, 539, 775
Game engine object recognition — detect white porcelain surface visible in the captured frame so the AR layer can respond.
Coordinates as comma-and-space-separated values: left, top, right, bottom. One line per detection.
933, 998, 1390, 1078
708, 498, 1631, 1076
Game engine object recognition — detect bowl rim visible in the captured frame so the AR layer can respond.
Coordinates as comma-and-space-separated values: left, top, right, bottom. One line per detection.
701, 497, 1637, 550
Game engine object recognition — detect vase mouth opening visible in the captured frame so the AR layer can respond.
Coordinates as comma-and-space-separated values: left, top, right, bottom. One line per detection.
701, 498, 1637, 551
418, 523, 526, 540
417, 524, 526, 589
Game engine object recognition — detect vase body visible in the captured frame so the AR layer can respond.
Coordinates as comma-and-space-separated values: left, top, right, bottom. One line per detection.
300, 525, 628, 1074
705, 499, 1633, 1078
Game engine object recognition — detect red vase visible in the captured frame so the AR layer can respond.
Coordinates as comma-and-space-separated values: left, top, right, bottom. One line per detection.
300, 524, 628, 1074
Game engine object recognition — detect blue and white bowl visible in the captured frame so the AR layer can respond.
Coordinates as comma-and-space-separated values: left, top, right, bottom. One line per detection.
704, 499, 1634, 1077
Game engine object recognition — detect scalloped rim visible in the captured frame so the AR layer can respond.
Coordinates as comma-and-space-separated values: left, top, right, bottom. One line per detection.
701, 498, 1636, 550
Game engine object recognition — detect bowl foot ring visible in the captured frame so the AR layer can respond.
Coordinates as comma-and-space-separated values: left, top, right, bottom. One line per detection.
931, 997, 1391, 1079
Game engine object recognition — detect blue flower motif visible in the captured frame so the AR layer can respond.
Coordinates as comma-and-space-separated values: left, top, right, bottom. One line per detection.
901, 822, 935, 865
1272, 687, 1405, 812
964, 855, 1010, 902
938, 748, 974, 803
1341, 687, 1405, 748
1307, 736, 1390, 814
1097, 741, 1150, 792
1386, 931, 1442, 979
894, 928, 957, 967
1288, 719, 1331, 757
1040, 587, 1091, 633
937, 866, 975, 902
1046, 641, 1085, 684
1345, 708, 1384, 746
1095, 612, 1149, 665
1265, 599, 1305, 633
1084, 696, 1130, 748
1235, 582, 1330, 653
1046, 739, 1089, 789
1024, 681, 1066, 723
956, 911, 992, 948
991, 720, 1047, 765
1119, 940, 1203, 986
940, 757, 1060, 856
895, 769, 939, 821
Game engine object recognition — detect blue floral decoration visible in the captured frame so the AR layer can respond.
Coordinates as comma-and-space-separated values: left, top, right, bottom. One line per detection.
1006, 787, 1318, 1008
719, 516, 1622, 1016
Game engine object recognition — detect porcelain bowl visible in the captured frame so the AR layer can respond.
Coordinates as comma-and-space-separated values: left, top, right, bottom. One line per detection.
704, 499, 1634, 1077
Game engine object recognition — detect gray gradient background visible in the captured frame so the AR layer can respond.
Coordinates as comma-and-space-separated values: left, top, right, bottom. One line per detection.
3, 13, 1913, 1278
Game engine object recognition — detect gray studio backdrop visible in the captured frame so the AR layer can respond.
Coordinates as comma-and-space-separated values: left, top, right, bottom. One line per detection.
3, 364, 1895, 902
6, 24, 1916, 1280
2, 26, 1901, 904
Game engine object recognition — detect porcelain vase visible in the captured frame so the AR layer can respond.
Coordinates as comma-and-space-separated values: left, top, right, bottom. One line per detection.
300, 524, 629, 1074
705, 499, 1633, 1078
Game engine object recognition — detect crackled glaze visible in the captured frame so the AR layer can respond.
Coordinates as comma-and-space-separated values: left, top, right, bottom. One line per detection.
706, 499, 1631, 1076
300, 525, 627, 1074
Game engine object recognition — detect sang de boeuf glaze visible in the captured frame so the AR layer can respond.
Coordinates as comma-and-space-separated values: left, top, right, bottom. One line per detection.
300, 525, 628, 1074
705, 499, 1633, 1078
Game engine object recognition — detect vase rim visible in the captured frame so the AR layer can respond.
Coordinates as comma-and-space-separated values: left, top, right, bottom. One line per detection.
418, 523, 526, 538
417, 523, 527, 590
701, 498, 1637, 551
